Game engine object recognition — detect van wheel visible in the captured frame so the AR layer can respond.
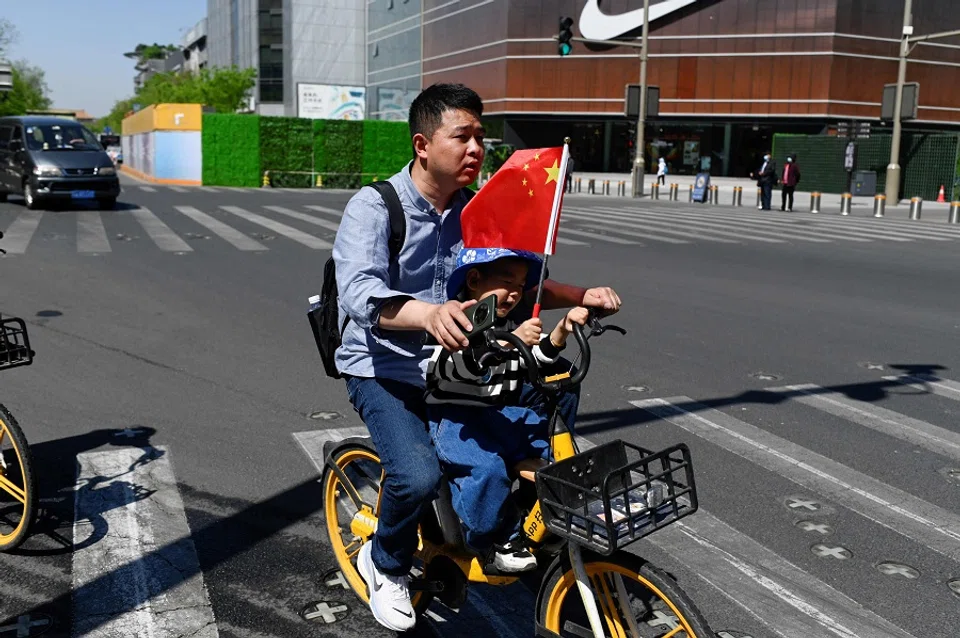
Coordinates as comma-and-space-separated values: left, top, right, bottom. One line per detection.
23, 183, 40, 210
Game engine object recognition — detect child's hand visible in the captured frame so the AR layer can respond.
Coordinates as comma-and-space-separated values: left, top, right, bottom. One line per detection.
513, 318, 543, 346
562, 307, 591, 333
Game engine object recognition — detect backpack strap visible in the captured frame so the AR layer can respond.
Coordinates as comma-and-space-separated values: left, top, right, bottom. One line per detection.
366, 181, 406, 262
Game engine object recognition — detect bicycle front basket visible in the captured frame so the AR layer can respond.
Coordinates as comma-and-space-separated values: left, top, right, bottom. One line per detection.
0, 317, 33, 371
535, 440, 698, 555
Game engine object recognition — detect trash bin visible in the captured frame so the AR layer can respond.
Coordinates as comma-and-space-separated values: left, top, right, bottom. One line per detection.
852, 171, 877, 196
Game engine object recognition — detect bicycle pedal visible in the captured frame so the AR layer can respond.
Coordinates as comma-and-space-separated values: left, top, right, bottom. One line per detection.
408, 579, 444, 593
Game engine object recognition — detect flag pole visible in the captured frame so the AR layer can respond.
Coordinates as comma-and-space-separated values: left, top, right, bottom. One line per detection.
532, 137, 571, 318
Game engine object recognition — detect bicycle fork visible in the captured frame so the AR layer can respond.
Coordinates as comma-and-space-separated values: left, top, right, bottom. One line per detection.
568, 544, 643, 638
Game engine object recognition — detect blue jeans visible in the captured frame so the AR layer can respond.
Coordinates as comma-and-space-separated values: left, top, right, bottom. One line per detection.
429, 403, 549, 552
345, 376, 443, 576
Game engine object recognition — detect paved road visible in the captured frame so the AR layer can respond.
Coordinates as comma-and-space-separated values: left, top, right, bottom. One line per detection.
1, 178, 959, 637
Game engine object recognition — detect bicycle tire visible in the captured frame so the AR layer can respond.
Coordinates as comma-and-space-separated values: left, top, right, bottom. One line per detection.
321, 438, 434, 615
0, 404, 36, 552
536, 548, 712, 638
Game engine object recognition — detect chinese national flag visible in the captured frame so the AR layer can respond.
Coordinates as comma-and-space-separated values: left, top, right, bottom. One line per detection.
462, 146, 565, 254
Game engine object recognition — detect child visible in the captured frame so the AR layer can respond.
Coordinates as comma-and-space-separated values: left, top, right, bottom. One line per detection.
425, 247, 589, 573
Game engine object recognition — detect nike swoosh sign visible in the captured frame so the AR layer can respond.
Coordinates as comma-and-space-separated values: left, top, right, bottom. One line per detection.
580, 0, 701, 41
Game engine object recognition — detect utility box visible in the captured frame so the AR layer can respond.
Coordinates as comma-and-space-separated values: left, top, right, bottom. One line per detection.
852, 170, 877, 197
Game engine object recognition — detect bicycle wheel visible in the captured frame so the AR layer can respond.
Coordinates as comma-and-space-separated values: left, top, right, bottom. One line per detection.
537, 549, 712, 638
0, 404, 36, 552
321, 438, 433, 613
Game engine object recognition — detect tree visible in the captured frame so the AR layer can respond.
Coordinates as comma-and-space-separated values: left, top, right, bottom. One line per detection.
0, 18, 18, 57
0, 61, 52, 117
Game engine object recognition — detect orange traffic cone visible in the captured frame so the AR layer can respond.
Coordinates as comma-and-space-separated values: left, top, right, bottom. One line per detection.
937, 185, 947, 203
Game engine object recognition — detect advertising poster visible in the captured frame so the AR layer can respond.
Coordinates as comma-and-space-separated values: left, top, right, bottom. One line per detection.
297, 83, 366, 120
376, 88, 420, 121
683, 141, 700, 166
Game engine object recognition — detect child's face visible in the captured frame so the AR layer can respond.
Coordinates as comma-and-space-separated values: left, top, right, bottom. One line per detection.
466, 259, 529, 317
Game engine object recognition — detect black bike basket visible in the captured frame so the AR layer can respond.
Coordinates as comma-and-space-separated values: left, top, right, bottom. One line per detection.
535, 440, 698, 555
0, 317, 33, 371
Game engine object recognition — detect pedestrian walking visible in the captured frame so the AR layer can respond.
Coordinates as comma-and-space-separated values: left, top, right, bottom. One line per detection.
565, 154, 575, 193
751, 152, 777, 210
780, 154, 801, 211
657, 156, 667, 186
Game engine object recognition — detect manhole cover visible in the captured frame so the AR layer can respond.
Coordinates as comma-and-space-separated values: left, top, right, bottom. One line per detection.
622, 385, 650, 393
795, 520, 833, 535
785, 497, 822, 512
750, 372, 781, 381
940, 468, 960, 485
252, 233, 276, 241
299, 601, 350, 624
717, 632, 756, 638
321, 568, 350, 591
114, 233, 137, 241
0, 613, 54, 637
876, 562, 919, 579
858, 362, 885, 371
36, 310, 62, 318
185, 233, 210, 240
309, 411, 342, 421
948, 578, 960, 598
811, 544, 852, 560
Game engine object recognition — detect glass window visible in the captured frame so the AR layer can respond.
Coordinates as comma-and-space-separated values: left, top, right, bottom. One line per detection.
23, 123, 100, 151
0, 125, 11, 149
259, 81, 283, 103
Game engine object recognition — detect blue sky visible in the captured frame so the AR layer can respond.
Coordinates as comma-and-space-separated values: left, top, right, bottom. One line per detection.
4, 1, 207, 118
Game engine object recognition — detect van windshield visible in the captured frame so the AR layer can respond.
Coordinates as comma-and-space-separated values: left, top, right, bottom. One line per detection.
24, 124, 101, 151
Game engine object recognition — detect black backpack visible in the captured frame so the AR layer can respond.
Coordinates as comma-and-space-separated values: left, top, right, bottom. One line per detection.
309, 181, 406, 379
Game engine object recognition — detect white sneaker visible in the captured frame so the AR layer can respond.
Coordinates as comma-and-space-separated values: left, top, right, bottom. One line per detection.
357, 542, 416, 631
491, 539, 538, 573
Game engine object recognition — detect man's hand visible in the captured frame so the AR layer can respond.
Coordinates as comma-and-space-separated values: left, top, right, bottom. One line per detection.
513, 317, 543, 346
581, 287, 621, 315
424, 300, 477, 351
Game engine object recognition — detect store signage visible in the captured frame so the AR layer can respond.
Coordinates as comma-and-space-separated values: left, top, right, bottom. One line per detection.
580, 0, 701, 41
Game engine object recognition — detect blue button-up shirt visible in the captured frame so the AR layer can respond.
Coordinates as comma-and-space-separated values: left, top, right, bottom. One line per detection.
332, 163, 469, 387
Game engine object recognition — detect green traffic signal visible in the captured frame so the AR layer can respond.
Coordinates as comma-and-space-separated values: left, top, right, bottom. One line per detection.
558, 16, 574, 57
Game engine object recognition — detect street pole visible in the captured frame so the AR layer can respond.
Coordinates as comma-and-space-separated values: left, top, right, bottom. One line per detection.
631, 0, 650, 198
885, 0, 912, 205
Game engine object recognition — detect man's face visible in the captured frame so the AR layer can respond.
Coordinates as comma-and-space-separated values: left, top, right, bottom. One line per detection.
418, 108, 485, 187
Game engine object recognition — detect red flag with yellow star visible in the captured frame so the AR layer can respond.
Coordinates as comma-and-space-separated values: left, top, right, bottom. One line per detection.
462, 146, 566, 254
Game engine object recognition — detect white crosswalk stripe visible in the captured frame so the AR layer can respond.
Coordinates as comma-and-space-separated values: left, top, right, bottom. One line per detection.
71, 446, 218, 637
129, 206, 194, 252
77, 211, 111, 253
630, 396, 960, 560
219, 206, 333, 249
566, 209, 740, 243
883, 373, 960, 401
139, 186, 157, 192
556, 227, 639, 244
263, 205, 343, 232
1, 211, 42, 254
174, 206, 268, 251
169, 186, 189, 193
569, 207, 786, 243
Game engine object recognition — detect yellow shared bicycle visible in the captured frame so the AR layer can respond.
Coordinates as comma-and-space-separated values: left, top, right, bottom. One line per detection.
321, 312, 710, 637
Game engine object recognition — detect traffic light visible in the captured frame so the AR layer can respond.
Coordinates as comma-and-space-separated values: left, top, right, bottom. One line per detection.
558, 17, 574, 56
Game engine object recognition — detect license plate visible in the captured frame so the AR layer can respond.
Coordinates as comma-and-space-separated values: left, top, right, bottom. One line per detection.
71, 190, 95, 199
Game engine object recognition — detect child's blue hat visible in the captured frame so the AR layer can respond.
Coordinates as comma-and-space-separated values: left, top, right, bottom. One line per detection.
447, 247, 543, 299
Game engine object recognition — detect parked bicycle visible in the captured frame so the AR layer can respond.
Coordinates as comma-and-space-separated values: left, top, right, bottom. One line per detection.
320, 307, 710, 637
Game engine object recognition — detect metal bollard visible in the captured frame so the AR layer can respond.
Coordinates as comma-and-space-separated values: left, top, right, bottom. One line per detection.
707, 185, 713, 204
606, 180, 613, 196
670, 183, 679, 201
617, 181, 625, 197
950, 201, 960, 224
651, 183, 659, 200
909, 197, 922, 220
588, 178, 595, 194
689, 184, 694, 202
873, 194, 886, 218
734, 186, 743, 207
810, 192, 821, 213
712, 185, 720, 205
576, 177, 582, 193
840, 193, 852, 216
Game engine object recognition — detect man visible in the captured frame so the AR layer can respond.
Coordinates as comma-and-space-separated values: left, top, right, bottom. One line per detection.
332, 83, 621, 632
780, 154, 801, 212
752, 152, 777, 211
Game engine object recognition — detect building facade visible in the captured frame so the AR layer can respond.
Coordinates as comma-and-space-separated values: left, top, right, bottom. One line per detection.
182, 18, 209, 75
395, 0, 960, 176
206, 0, 364, 116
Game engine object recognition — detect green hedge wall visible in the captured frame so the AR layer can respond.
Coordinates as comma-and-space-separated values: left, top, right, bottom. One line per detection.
260, 116, 314, 188
321, 120, 364, 189
202, 113, 261, 187
361, 120, 411, 184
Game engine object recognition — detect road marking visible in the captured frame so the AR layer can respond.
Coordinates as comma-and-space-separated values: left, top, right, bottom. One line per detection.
573, 207, 786, 243
639, 207, 866, 243
304, 204, 344, 218
876, 562, 919, 579
884, 374, 960, 401
174, 206, 268, 251
293, 427, 534, 638
555, 235, 590, 246
630, 397, 960, 561
139, 186, 157, 192
263, 205, 343, 232
71, 446, 219, 637
219, 206, 332, 249
128, 207, 193, 252
77, 211, 111, 253
579, 223, 690, 244
796, 520, 833, 535
811, 544, 852, 560
566, 209, 739, 243
1, 212, 42, 254
554, 227, 639, 245
0, 614, 51, 637
786, 498, 820, 511
769, 383, 960, 461
169, 186, 188, 193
